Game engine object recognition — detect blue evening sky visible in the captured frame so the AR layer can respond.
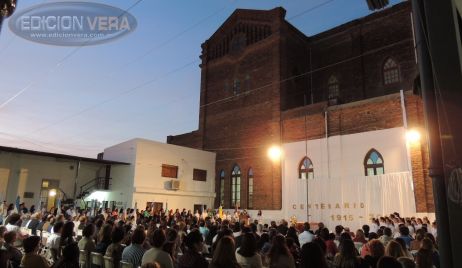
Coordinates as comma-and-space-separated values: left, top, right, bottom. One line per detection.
0, 0, 403, 157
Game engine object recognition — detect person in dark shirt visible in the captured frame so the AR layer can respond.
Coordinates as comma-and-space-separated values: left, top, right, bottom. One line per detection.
3, 231, 22, 268
178, 229, 208, 268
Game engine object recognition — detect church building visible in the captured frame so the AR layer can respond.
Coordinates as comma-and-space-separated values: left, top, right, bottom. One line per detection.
167, 2, 434, 224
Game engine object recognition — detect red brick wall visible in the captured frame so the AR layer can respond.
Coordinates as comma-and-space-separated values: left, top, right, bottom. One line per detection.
167, 2, 434, 212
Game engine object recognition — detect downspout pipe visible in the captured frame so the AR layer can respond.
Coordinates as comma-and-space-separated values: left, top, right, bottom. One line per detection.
411, 1, 452, 267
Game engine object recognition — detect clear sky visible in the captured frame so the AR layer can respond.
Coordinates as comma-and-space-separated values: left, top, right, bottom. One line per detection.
0, 0, 403, 157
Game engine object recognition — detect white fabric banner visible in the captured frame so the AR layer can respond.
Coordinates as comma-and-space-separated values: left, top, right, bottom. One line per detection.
286, 172, 416, 231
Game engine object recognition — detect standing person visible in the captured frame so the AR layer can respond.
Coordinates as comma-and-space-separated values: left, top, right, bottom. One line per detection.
20, 236, 50, 268
177, 229, 208, 268
236, 232, 263, 268
267, 234, 295, 268
141, 229, 173, 268
122, 227, 147, 268
209, 236, 241, 268
298, 222, 314, 247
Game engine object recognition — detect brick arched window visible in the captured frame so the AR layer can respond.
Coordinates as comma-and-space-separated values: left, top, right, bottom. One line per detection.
364, 149, 385, 176
231, 165, 241, 208
383, 58, 400, 85
248, 168, 254, 209
328, 75, 339, 99
299, 157, 314, 179
219, 170, 225, 206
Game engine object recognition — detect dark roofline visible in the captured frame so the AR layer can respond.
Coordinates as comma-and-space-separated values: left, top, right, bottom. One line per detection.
308, 1, 410, 43
0, 146, 130, 165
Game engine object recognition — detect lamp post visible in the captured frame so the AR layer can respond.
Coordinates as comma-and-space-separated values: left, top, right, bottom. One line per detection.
267, 145, 282, 210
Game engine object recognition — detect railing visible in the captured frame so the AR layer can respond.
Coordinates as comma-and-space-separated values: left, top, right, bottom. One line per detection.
78, 177, 111, 199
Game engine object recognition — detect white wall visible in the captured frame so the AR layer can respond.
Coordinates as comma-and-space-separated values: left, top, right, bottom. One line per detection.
0, 151, 104, 207
283, 127, 409, 181
104, 138, 216, 212
103, 140, 137, 208
282, 127, 417, 230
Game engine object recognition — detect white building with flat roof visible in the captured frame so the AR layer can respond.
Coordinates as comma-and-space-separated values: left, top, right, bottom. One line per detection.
101, 138, 216, 212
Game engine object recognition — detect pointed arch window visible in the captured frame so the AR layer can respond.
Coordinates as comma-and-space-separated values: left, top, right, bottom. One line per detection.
299, 157, 314, 179
231, 165, 241, 208
219, 170, 225, 206
364, 149, 385, 176
383, 58, 400, 85
248, 168, 254, 209
328, 75, 339, 99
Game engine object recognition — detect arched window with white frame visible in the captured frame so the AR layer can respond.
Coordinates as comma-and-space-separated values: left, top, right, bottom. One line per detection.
298, 157, 314, 179
364, 149, 385, 176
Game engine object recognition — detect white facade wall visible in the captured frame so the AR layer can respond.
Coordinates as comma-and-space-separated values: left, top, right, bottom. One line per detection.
231, 127, 422, 229
104, 138, 216, 212
0, 151, 104, 207
282, 127, 417, 229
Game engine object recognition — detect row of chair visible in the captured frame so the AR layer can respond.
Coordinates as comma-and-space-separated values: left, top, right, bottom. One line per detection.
79, 250, 134, 268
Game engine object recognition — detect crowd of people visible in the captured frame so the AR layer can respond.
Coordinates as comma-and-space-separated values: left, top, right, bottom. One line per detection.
0, 202, 439, 268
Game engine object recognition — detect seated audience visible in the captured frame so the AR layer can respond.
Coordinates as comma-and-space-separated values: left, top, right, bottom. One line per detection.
177, 229, 208, 268
267, 234, 295, 268
52, 242, 79, 268
106, 227, 125, 268
236, 232, 263, 268
3, 231, 22, 268
78, 224, 96, 268
300, 242, 329, 268
209, 235, 241, 268
122, 226, 146, 267
141, 229, 173, 268
21, 236, 50, 268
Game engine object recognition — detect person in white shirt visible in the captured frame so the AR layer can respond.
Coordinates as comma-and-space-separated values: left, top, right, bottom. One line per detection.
298, 222, 314, 247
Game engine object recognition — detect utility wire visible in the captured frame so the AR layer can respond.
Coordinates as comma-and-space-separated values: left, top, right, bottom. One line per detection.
4, 0, 236, 136
0, 0, 145, 110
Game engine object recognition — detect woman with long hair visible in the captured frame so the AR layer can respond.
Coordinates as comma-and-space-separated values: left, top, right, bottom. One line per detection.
268, 234, 295, 268
95, 224, 112, 254
210, 236, 241, 268
236, 232, 262, 268
177, 229, 208, 268
60, 221, 75, 247
333, 239, 367, 268
299, 242, 328, 268
385, 240, 405, 259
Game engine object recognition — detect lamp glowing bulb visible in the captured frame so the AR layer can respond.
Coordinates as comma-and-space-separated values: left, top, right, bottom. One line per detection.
267, 145, 282, 162
49, 189, 57, 197
406, 129, 421, 144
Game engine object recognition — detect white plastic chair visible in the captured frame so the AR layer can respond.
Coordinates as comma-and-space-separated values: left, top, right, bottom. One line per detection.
91, 252, 104, 268
120, 261, 134, 268
104, 256, 114, 268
